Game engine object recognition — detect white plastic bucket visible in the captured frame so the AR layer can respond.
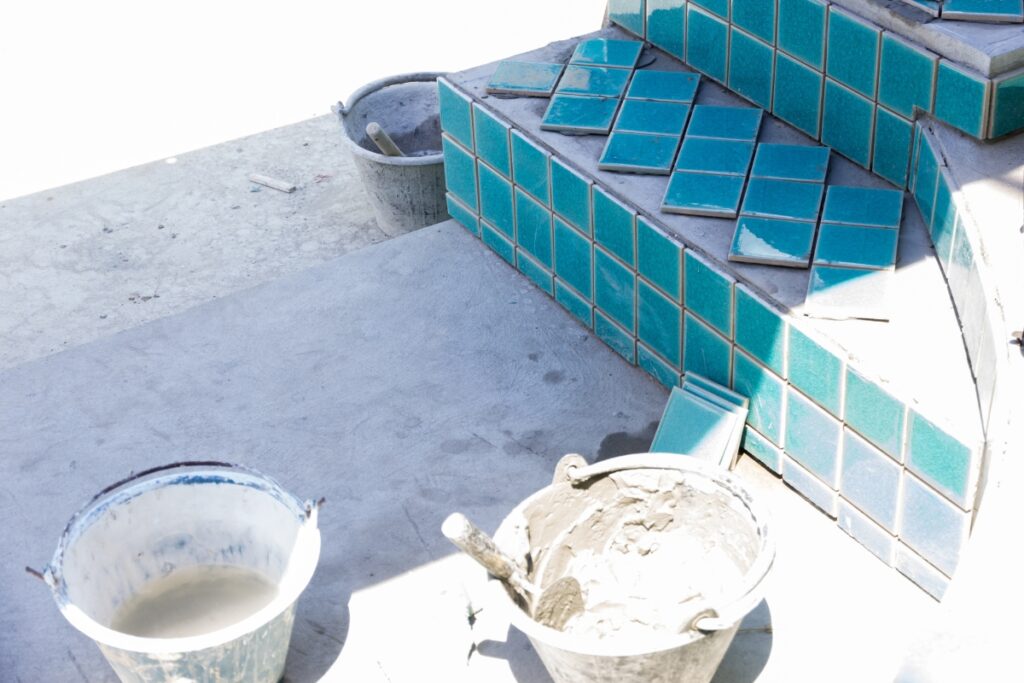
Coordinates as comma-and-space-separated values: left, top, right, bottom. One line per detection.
44, 461, 322, 683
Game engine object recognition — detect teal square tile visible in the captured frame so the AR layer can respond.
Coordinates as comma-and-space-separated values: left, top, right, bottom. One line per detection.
555, 279, 594, 328
652, 386, 738, 456
481, 221, 515, 265
728, 216, 816, 268
912, 134, 939, 227
750, 143, 830, 183
740, 177, 824, 222
686, 104, 763, 140
442, 134, 477, 211
595, 246, 636, 332
605, 1, 648, 39
906, 411, 975, 508
638, 280, 682, 368
943, 0, 1023, 23
675, 137, 755, 175
615, 99, 692, 136
595, 310, 637, 364
899, 474, 970, 576
517, 249, 554, 295
556, 65, 633, 98
511, 130, 550, 205
837, 500, 896, 565
930, 172, 957, 266
878, 34, 936, 120
487, 61, 565, 97
554, 216, 593, 299
735, 286, 786, 377
599, 131, 681, 175
663, 171, 746, 217
728, 28, 774, 110
990, 69, 1024, 139
826, 7, 879, 99
805, 264, 892, 321
478, 161, 515, 238
742, 426, 783, 474
777, 0, 826, 69
783, 456, 838, 517
639, 342, 683, 389
947, 221, 975, 314
841, 429, 901, 531
872, 107, 914, 188
514, 188, 553, 268
684, 251, 734, 337
788, 327, 843, 415
894, 544, 949, 600
594, 188, 636, 265
934, 61, 990, 139
823, 185, 904, 228
684, 312, 732, 386
446, 193, 479, 236
733, 349, 786, 445
845, 367, 906, 460
473, 104, 511, 177
785, 386, 842, 486
646, 1, 686, 61
693, 0, 729, 18
772, 52, 823, 138
626, 68, 699, 103
438, 78, 474, 150
541, 94, 620, 134
571, 37, 645, 68
814, 223, 898, 270
686, 5, 729, 84
732, 0, 776, 43
637, 217, 682, 301
551, 158, 592, 234
821, 80, 875, 169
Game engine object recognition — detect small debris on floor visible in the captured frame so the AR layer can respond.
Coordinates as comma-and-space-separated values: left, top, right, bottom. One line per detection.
248, 173, 297, 193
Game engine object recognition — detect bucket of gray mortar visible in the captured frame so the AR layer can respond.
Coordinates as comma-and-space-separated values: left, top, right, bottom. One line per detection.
490, 453, 774, 683
334, 72, 449, 236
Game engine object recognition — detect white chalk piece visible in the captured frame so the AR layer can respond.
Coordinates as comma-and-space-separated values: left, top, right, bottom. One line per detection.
247, 173, 297, 193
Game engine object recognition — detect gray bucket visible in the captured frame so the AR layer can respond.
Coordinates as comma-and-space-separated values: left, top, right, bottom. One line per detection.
490, 453, 774, 683
334, 72, 450, 236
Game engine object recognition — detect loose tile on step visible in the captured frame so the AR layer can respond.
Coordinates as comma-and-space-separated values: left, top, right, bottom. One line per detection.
571, 37, 645, 69
821, 185, 904, 228
729, 216, 816, 267
675, 137, 756, 175
541, 94, 621, 134
814, 223, 899, 270
599, 131, 681, 174
686, 104, 764, 140
740, 177, 824, 222
614, 99, 692, 136
487, 61, 566, 97
626, 69, 701, 103
556, 65, 633, 98
750, 143, 830, 183
662, 171, 746, 217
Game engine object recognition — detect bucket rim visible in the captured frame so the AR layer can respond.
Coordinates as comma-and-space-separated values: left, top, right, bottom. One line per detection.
45, 461, 322, 654
490, 452, 775, 658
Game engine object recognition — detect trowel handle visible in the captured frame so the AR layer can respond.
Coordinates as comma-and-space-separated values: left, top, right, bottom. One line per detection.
442, 512, 519, 583
366, 122, 405, 157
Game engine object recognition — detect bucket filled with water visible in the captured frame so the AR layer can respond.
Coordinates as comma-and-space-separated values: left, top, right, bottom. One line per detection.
43, 461, 322, 683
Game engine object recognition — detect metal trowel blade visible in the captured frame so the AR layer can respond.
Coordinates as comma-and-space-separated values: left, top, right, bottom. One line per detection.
532, 576, 584, 631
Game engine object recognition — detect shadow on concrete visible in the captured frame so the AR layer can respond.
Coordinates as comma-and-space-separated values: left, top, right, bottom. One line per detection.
711, 599, 774, 683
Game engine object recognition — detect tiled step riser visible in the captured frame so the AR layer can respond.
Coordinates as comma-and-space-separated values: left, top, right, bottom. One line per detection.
440, 78, 981, 599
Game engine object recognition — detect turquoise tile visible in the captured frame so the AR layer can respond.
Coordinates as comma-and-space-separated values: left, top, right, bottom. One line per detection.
637, 218, 682, 301
777, 0, 826, 69
805, 264, 891, 320
594, 188, 636, 265
551, 158, 592, 234
943, 0, 1023, 23
947, 218, 975, 314
675, 137, 755, 175
821, 80, 875, 169
481, 221, 515, 265
687, 372, 748, 409
912, 135, 939, 227
599, 131, 681, 175
841, 429, 901, 531
646, 1, 686, 61
837, 500, 896, 565
821, 185, 904, 228
990, 69, 1024, 139
595, 246, 636, 332
517, 249, 554, 295
638, 280, 682, 368
663, 171, 746, 217
785, 387, 842, 486
571, 37, 645, 68
486, 61, 565, 97
692, 0, 728, 18
772, 52, 824, 138
732, 0, 776, 43
788, 327, 843, 415
878, 34, 936, 120
742, 426, 783, 474
872, 107, 913, 188
845, 367, 905, 459
728, 28, 774, 110
554, 216, 593, 299
478, 161, 514, 238
626, 68, 699, 103
931, 172, 957, 266
442, 134, 477, 211
687, 104, 763, 140
740, 177, 824, 222
906, 411, 975, 508
783, 456, 838, 517
684, 312, 732, 386
514, 188, 553, 268
473, 104, 511, 177
728, 216, 816, 268
934, 61, 990, 139
446, 193, 479, 236
615, 99, 691, 136
606, 0, 648, 37
541, 94, 620, 134
825, 7, 879, 99
899, 474, 970, 576
652, 386, 737, 456
511, 130, 550, 205
894, 544, 949, 601
556, 65, 633, 98
750, 143, 830, 183
684, 251, 734, 336
814, 223, 898, 270
438, 78, 474, 150
686, 5, 729, 84
733, 349, 786, 445
555, 279, 594, 328
639, 342, 683, 389
735, 287, 786, 376
595, 310, 637, 364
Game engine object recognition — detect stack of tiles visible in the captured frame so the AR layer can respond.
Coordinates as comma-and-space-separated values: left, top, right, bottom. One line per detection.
650, 373, 750, 468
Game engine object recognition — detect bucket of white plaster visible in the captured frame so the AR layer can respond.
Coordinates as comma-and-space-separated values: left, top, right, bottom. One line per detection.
490, 453, 774, 683
43, 461, 322, 683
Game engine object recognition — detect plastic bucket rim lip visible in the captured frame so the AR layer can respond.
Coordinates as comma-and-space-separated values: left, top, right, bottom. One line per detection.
46, 461, 322, 654
491, 453, 775, 659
